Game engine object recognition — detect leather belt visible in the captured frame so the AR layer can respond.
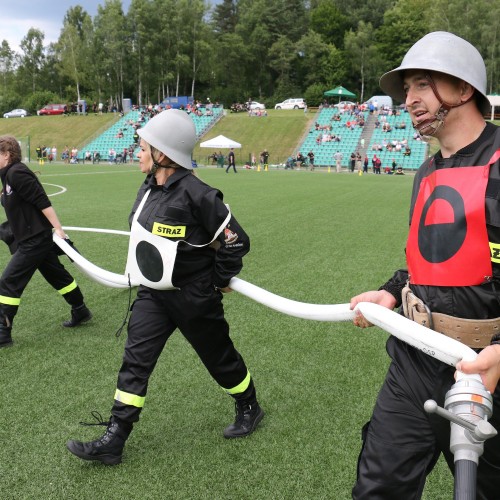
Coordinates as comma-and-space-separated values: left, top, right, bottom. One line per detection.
401, 286, 500, 349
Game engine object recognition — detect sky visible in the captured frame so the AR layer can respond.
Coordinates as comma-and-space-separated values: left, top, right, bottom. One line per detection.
2, 0, 132, 53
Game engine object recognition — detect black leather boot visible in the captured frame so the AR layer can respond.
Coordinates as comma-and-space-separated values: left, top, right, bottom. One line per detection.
0, 315, 13, 348
223, 401, 264, 438
63, 304, 92, 327
67, 416, 132, 465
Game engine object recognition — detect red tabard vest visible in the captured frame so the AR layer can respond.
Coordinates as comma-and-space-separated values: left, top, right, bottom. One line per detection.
406, 151, 500, 286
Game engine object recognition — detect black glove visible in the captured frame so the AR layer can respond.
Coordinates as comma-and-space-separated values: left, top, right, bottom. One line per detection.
53, 238, 79, 261
0, 221, 17, 254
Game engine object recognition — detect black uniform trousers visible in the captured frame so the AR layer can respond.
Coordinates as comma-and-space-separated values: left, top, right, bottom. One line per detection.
352, 336, 500, 500
112, 276, 250, 423
0, 230, 83, 322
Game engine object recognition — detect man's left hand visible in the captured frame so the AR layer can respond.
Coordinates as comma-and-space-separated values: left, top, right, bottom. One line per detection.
456, 345, 500, 393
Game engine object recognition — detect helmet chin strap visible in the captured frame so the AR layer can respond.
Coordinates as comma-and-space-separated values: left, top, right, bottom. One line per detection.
150, 160, 179, 176
150, 161, 162, 175
413, 73, 474, 137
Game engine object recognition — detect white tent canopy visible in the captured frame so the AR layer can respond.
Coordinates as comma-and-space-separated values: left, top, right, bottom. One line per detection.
200, 134, 242, 149
488, 95, 500, 121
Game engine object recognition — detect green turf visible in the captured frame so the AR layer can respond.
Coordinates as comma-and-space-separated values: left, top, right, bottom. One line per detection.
0, 166, 453, 499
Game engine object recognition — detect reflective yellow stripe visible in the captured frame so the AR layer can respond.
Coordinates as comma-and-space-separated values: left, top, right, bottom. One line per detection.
114, 389, 145, 408
58, 280, 77, 295
490, 242, 500, 263
0, 295, 21, 306
224, 371, 251, 395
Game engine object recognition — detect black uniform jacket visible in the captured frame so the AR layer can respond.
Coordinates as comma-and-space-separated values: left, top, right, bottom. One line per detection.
381, 122, 500, 320
130, 169, 250, 289
0, 162, 52, 243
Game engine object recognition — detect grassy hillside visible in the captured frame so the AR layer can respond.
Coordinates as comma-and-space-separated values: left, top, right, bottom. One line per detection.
0, 113, 118, 162
0, 109, 314, 166
192, 109, 315, 166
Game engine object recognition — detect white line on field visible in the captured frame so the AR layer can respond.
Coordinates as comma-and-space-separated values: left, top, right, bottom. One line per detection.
43, 183, 67, 197
37, 170, 139, 178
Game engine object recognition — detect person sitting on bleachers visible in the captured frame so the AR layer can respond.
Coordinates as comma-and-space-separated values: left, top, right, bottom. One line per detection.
92, 151, 101, 164
285, 156, 295, 170
83, 151, 92, 164
296, 152, 306, 167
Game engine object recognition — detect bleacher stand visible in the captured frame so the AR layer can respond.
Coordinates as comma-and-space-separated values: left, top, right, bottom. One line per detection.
78, 106, 223, 162
297, 105, 368, 167
366, 109, 428, 170
296, 104, 428, 171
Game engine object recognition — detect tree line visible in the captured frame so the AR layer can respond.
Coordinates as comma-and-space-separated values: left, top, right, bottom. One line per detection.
0, 0, 499, 115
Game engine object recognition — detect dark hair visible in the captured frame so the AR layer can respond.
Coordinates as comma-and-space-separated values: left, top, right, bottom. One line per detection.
0, 135, 22, 164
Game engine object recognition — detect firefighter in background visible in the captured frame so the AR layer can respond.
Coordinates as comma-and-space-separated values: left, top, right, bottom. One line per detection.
67, 109, 264, 466
41, 145, 47, 165
36, 145, 42, 165
0, 135, 92, 349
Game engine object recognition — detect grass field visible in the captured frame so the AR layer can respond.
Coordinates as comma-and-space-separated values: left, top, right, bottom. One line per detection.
0, 165, 454, 499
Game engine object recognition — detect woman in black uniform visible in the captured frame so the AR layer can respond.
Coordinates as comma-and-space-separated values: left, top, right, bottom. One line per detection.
67, 109, 264, 465
0, 135, 92, 348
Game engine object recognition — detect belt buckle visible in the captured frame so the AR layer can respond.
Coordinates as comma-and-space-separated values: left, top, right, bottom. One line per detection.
421, 303, 434, 330
402, 286, 411, 319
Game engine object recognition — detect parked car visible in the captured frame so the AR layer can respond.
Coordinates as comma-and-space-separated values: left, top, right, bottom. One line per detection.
3, 108, 28, 118
333, 100, 355, 109
247, 101, 265, 110
274, 98, 306, 110
364, 95, 393, 110
37, 104, 67, 116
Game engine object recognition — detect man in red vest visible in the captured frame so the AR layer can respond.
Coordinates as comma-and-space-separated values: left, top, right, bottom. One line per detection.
349, 32, 500, 499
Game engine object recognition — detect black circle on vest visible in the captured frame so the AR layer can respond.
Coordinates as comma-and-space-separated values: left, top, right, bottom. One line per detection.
418, 185, 466, 263
136, 241, 163, 282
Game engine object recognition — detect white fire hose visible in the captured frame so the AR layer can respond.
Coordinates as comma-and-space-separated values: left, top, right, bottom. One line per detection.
54, 226, 498, 498
54, 228, 478, 369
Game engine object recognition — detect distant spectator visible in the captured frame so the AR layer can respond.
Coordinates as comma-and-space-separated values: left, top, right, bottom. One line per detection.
334, 151, 343, 173
260, 149, 270, 168
217, 152, 225, 168
296, 152, 305, 167
83, 151, 92, 164
307, 150, 315, 171
350, 152, 356, 172
62, 146, 70, 163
